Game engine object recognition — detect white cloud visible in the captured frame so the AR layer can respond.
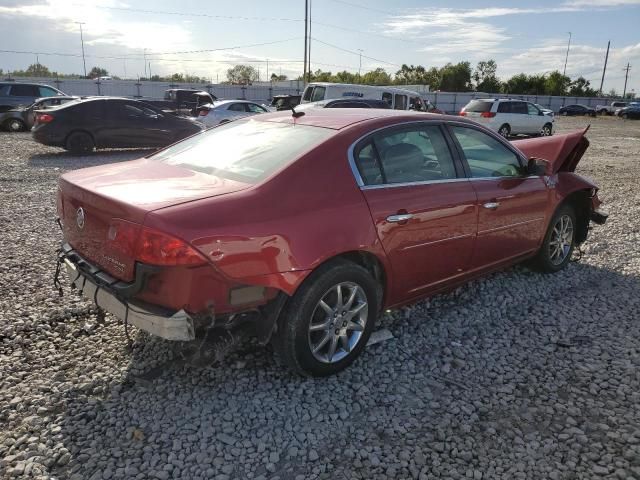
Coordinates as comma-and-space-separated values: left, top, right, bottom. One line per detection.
563, 0, 640, 6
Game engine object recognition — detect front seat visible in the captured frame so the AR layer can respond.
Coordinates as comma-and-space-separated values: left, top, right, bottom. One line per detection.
382, 143, 425, 183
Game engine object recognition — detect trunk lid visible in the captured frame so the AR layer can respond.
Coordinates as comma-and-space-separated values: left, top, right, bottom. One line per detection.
512, 127, 590, 174
59, 158, 250, 281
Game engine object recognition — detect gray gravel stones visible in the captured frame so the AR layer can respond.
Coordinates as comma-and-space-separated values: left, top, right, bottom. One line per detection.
1, 116, 640, 479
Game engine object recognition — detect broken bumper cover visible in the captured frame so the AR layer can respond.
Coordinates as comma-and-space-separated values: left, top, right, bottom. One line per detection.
59, 244, 196, 341
590, 208, 608, 225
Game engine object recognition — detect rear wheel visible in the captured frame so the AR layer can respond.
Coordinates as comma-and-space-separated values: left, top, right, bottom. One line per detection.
622, 113, 628, 119
498, 124, 511, 138
4, 118, 26, 132
65, 131, 95, 155
531, 204, 576, 273
540, 123, 553, 136
273, 260, 380, 376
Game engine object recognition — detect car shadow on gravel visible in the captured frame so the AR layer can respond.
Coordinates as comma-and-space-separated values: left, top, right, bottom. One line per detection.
48, 262, 640, 479
28, 149, 156, 169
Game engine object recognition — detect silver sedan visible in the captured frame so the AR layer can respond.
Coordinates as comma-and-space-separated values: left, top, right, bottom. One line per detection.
197, 100, 270, 127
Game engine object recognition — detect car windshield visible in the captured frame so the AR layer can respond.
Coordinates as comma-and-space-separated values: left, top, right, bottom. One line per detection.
151, 119, 333, 183
464, 100, 493, 112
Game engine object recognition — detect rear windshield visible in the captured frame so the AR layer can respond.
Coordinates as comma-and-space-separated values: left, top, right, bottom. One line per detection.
464, 100, 494, 112
151, 119, 333, 183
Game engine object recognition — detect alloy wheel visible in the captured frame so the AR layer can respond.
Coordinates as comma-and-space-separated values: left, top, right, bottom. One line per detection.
8, 120, 23, 132
548, 214, 574, 265
307, 282, 368, 364
540, 125, 552, 136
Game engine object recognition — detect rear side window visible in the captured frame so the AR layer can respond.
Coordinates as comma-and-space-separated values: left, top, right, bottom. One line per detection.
0, 85, 10, 96
152, 119, 333, 183
497, 102, 512, 113
10, 84, 39, 96
310, 86, 326, 102
382, 92, 392, 106
451, 126, 523, 178
465, 100, 494, 113
355, 125, 457, 185
394, 94, 407, 110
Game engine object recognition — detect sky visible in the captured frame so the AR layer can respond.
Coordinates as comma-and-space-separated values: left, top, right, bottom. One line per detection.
0, 0, 638, 93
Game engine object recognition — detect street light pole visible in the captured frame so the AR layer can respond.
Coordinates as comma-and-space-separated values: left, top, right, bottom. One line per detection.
563, 31, 572, 77
76, 22, 87, 78
143, 49, 148, 79
357, 49, 363, 77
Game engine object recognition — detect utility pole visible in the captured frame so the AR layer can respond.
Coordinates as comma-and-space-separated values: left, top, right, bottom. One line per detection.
307, 0, 312, 82
123, 58, 127, 79
266, 59, 269, 81
143, 49, 147, 79
148, 62, 151, 80
303, 0, 308, 84
76, 22, 87, 78
599, 40, 610, 95
622, 63, 631, 98
563, 31, 572, 77
357, 49, 363, 76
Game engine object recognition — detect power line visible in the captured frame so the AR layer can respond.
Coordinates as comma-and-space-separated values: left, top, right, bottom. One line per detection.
310, 37, 400, 67
325, 0, 396, 15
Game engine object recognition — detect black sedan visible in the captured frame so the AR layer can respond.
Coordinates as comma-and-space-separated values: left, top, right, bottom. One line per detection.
1, 96, 78, 132
616, 104, 640, 119
558, 104, 596, 117
32, 97, 204, 154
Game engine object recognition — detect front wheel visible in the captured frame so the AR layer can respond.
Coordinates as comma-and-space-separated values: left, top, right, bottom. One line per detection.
531, 204, 576, 273
273, 261, 380, 376
540, 123, 553, 136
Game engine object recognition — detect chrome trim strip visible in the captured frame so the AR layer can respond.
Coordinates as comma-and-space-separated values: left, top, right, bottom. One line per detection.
478, 217, 545, 235
361, 177, 470, 190
402, 233, 474, 250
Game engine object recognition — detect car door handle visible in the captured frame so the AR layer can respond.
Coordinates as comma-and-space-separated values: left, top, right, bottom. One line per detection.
386, 214, 414, 223
483, 202, 500, 210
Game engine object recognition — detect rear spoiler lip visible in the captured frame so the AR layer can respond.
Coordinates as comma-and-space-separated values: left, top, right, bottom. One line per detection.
512, 126, 590, 174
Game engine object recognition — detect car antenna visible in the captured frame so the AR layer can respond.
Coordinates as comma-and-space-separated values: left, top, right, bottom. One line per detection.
290, 105, 305, 118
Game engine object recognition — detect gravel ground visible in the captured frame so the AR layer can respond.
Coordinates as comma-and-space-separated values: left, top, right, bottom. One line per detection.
1, 116, 639, 480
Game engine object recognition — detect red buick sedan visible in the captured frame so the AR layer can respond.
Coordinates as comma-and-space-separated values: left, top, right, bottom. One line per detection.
56, 109, 607, 376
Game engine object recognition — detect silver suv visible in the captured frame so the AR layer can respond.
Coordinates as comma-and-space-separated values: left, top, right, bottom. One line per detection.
460, 99, 554, 138
0, 82, 66, 110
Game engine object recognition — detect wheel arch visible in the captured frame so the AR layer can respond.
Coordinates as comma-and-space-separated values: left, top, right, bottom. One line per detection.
64, 129, 96, 147
555, 188, 593, 245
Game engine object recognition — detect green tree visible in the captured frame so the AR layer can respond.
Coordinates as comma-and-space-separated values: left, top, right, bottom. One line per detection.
25, 63, 51, 77
270, 73, 288, 81
568, 76, 597, 97
361, 68, 392, 85
545, 71, 571, 96
88, 66, 108, 78
440, 62, 472, 92
473, 60, 502, 93
226, 65, 259, 84
170, 73, 185, 82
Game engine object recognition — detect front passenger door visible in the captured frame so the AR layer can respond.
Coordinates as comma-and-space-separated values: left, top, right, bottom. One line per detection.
449, 125, 549, 270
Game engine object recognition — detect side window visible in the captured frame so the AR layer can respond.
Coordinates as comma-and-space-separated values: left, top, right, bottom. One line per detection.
228, 103, 248, 112
246, 103, 267, 113
310, 86, 326, 102
355, 125, 457, 185
512, 102, 528, 114
409, 96, 425, 111
10, 84, 39, 96
0, 85, 11, 96
451, 126, 524, 178
38, 86, 58, 97
119, 103, 156, 118
527, 103, 540, 115
394, 94, 407, 110
302, 86, 313, 101
497, 102, 511, 113
382, 92, 392, 106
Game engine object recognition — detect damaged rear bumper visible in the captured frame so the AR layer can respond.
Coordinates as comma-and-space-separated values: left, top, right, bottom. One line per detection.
59, 245, 196, 341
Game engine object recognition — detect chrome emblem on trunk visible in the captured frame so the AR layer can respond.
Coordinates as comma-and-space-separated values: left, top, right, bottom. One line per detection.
76, 207, 85, 229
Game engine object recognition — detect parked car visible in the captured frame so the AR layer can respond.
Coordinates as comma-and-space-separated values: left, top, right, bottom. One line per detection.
534, 104, 554, 117
55, 109, 606, 376
0, 82, 66, 110
0, 96, 79, 132
596, 101, 627, 115
558, 104, 596, 117
196, 100, 269, 127
164, 89, 216, 110
32, 97, 204, 154
460, 99, 554, 137
295, 98, 392, 111
615, 103, 640, 119
270, 94, 302, 111
301, 82, 429, 111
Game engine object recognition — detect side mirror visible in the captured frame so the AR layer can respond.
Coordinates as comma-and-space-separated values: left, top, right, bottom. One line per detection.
539, 111, 544, 116
527, 157, 550, 176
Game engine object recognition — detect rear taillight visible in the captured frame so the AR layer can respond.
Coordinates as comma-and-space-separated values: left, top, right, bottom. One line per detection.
459, 110, 467, 116
481, 112, 496, 118
107, 220, 207, 267
199, 109, 209, 116
36, 113, 54, 124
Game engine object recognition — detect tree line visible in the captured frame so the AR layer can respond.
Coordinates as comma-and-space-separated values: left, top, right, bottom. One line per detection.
2, 60, 626, 97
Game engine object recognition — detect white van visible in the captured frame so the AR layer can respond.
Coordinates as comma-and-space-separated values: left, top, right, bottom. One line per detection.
301, 82, 429, 111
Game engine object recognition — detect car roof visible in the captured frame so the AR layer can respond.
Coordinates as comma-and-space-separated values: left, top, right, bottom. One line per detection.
257, 108, 467, 130
212, 99, 259, 105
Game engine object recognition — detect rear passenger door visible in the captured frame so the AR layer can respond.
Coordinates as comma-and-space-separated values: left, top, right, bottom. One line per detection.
352, 122, 478, 302
8, 84, 39, 107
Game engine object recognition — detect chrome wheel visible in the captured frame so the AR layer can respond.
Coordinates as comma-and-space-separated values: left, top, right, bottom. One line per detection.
548, 214, 574, 265
308, 282, 368, 364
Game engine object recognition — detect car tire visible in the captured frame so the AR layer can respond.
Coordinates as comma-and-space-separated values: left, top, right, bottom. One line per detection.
273, 260, 380, 377
540, 123, 553, 136
4, 118, 26, 132
498, 124, 511, 138
65, 131, 95, 155
531, 204, 576, 273
622, 113, 628, 119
